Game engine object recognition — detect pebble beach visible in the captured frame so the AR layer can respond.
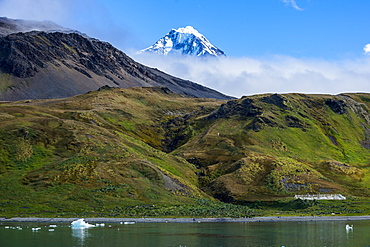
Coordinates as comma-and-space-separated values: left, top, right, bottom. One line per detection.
1, 216, 370, 224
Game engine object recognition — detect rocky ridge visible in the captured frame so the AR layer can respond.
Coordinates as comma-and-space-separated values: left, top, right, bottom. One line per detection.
0, 18, 232, 101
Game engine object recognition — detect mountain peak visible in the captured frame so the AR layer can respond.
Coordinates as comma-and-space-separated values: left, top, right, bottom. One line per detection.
140, 26, 226, 57
174, 26, 200, 36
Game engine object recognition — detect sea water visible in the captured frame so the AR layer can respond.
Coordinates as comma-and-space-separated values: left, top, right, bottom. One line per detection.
1, 220, 370, 246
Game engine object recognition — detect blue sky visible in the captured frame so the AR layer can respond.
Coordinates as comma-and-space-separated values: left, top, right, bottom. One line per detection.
0, 0, 370, 97
1, 0, 370, 58
127, 0, 370, 59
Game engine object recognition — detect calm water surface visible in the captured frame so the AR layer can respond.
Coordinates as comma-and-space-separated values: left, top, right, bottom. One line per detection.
1, 220, 370, 246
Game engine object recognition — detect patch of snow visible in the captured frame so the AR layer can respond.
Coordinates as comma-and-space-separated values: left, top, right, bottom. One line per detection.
176, 26, 201, 36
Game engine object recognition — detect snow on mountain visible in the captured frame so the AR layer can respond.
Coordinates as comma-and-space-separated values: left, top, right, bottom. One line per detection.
140, 26, 226, 57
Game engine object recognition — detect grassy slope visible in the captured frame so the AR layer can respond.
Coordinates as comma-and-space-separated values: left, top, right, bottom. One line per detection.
1, 89, 370, 217
175, 93, 370, 202
0, 87, 221, 217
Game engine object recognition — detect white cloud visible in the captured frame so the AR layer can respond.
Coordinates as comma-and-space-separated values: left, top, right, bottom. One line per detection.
132, 53, 370, 98
364, 44, 370, 54
0, 0, 73, 23
282, 0, 303, 11
0, 0, 132, 50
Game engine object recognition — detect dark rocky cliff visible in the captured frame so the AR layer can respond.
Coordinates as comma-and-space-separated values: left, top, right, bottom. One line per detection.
0, 31, 232, 101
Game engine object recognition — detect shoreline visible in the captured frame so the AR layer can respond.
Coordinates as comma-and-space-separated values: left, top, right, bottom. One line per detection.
1, 216, 370, 223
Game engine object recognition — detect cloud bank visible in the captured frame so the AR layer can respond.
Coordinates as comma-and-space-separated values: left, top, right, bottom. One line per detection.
132, 53, 370, 98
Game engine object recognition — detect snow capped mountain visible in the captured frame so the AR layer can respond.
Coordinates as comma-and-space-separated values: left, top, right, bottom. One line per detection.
140, 26, 226, 57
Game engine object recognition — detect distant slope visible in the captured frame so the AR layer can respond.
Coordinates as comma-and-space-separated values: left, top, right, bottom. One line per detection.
0, 19, 232, 101
140, 26, 226, 57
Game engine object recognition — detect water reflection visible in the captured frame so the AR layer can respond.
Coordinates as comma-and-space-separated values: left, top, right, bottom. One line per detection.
1, 220, 370, 247
71, 228, 90, 245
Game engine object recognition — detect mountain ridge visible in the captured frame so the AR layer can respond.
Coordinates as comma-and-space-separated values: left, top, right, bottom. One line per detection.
0, 18, 232, 101
0, 17, 80, 37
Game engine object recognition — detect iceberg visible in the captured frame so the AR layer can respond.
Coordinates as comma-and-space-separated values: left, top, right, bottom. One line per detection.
71, 219, 95, 229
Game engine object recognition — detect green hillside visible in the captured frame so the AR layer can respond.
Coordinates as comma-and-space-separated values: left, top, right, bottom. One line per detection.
1, 87, 370, 217
175, 93, 370, 202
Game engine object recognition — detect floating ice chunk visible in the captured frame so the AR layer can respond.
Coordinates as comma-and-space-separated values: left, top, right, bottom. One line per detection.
95, 223, 105, 227
49, 225, 57, 228
346, 224, 353, 232
32, 227, 41, 231
48, 229, 55, 232
124, 221, 135, 225
4, 226, 9, 229
71, 219, 95, 229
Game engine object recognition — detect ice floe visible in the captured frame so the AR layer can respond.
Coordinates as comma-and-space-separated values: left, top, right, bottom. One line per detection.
124, 221, 136, 225
71, 219, 95, 229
